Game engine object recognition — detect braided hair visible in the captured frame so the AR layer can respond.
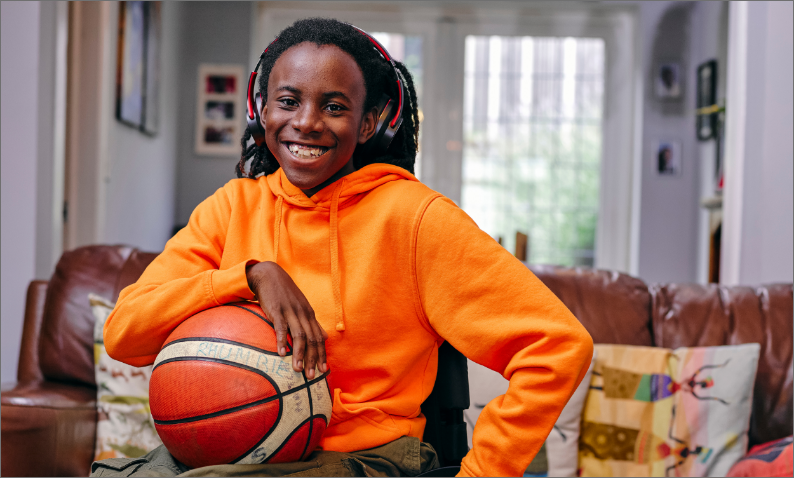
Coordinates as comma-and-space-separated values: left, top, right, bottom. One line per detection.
236, 18, 420, 179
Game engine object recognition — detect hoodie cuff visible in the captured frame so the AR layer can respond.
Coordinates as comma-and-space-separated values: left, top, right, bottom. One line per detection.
209, 259, 258, 305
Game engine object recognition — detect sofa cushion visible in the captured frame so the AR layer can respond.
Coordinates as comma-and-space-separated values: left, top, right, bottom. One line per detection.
651, 283, 793, 446
38, 245, 157, 387
465, 351, 596, 477
91, 294, 161, 461
529, 265, 653, 346
580, 343, 760, 477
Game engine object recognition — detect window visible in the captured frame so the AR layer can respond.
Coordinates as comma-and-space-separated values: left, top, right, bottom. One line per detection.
370, 32, 424, 180
461, 35, 605, 266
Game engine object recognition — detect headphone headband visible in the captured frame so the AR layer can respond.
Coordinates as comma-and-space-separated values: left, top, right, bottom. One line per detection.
245, 23, 406, 155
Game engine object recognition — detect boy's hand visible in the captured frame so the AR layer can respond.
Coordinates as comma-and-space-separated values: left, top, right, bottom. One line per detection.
245, 261, 329, 379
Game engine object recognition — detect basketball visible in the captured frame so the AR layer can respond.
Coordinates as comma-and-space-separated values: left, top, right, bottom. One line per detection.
149, 302, 332, 469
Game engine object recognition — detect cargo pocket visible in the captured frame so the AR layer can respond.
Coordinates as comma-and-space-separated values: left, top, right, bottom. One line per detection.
90, 445, 188, 477
90, 457, 149, 477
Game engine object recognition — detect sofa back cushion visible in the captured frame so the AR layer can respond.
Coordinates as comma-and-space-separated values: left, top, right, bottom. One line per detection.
651, 283, 793, 446
38, 245, 157, 386
529, 264, 654, 346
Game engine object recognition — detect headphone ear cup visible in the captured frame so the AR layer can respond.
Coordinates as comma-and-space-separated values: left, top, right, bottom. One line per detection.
246, 92, 266, 146
361, 94, 401, 156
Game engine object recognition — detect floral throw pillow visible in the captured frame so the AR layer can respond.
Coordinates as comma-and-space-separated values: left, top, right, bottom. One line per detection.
465, 351, 596, 477
579, 343, 760, 477
90, 294, 162, 461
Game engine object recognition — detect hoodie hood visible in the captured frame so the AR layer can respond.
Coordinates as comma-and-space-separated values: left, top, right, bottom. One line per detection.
266, 163, 419, 332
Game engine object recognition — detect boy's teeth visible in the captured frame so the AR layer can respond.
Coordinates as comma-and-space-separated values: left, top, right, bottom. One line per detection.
288, 143, 328, 158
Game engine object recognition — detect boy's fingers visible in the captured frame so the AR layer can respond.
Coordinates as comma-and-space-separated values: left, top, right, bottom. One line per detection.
273, 312, 289, 357
286, 313, 306, 373
298, 313, 321, 380
308, 320, 328, 374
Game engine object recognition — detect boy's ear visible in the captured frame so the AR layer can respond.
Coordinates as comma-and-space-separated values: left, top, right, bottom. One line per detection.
259, 103, 268, 130
358, 106, 379, 144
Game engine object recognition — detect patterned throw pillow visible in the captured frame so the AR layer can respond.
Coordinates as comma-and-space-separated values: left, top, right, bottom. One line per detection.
90, 294, 162, 461
464, 351, 596, 477
579, 344, 760, 477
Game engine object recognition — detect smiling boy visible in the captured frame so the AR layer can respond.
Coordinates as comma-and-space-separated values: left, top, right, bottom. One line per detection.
98, 18, 593, 477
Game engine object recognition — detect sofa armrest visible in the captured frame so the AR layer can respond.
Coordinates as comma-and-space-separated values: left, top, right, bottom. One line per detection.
1, 381, 97, 477
18, 280, 49, 383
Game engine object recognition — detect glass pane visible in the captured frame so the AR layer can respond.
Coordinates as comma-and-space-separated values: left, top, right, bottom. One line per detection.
462, 35, 604, 267
370, 32, 423, 179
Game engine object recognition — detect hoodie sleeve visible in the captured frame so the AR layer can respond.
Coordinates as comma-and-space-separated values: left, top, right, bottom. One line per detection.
414, 196, 593, 478
103, 184, 257, 367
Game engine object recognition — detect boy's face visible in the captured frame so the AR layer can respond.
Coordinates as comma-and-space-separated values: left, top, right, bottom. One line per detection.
263, 42, 377, 194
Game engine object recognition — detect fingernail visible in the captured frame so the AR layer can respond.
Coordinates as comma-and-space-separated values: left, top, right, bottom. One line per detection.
297, 360, 303, 370
321, 363, 327, 372
279, 347, 285, 356
307, 369, 315, 379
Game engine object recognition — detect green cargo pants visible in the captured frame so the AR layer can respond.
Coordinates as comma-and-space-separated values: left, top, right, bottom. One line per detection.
90, 437, 440, 477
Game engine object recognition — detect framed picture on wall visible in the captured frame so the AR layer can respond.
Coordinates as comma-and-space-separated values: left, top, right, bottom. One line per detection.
116, 1, 162, 135
142, 2, 161, 134
654, 61, 683, 100
194, 64, 246, 156
654, 140, 682, 176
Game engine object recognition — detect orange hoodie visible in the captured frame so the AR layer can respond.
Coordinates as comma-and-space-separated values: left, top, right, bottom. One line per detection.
104, 163, 593, 477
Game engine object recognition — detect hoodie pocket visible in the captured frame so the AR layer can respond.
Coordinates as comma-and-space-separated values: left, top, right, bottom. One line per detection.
330, 388, 406, 434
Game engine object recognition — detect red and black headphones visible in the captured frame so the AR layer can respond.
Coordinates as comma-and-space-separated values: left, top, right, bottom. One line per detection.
246, 24, 406, 156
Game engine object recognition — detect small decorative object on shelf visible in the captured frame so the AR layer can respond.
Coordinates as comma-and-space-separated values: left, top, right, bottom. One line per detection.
515, 232, 528, 262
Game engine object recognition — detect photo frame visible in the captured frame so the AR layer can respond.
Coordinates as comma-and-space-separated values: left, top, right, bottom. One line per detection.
194, 64, 246, 156
654, 140, 682, 177
116, 1, 161, 135
654, 61, 683, 100
696, 60, 717, 141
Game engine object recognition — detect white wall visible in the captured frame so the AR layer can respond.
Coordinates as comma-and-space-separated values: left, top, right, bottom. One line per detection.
1, 1, 42, 383
64, 2, 180, 253
722, 1, 794, 285
633, 1, 701, 284
692, 2, 728, 284
102, 1, 181, 251
174, 2, 251, 227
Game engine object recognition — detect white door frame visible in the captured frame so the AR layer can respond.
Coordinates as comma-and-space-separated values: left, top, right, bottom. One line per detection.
252, 1, 640, 273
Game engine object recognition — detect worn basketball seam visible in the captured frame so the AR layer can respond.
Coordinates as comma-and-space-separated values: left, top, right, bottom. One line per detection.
152, 357, 328, 425
229, 303, 294, 353
299, 369, 315, 460
159, 337, 282, 357
263, 414, 328, 465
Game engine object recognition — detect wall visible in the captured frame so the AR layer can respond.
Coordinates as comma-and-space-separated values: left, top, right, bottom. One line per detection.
65, 2, 181, 253
1, 1, 42, 383
722, 1, 794, 285
102, 1, 181, 251
692, 2, 728, 284
633, 1, 701, 284
175, 2, 252, 227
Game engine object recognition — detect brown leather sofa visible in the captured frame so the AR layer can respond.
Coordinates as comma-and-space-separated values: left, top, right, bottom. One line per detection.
2, 245, 792, 477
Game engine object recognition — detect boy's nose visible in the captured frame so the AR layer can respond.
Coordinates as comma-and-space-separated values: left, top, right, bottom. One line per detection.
291, 105, 324, 135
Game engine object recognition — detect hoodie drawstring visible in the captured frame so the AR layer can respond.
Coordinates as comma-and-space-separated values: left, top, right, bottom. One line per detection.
330, 179, 346, 332
273, 196, 283, 264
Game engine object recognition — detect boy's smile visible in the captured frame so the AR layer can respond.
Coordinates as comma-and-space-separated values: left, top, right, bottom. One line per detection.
262, 42, 377, 197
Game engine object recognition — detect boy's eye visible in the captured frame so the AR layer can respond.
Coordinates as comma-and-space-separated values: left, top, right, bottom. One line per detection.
278, 98, 298, 108
325, 103, 345, 113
